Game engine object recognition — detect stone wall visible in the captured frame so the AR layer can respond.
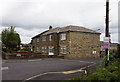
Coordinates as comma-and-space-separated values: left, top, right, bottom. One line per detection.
64, 32, 101, 58
32, 31, 101, 58
58, 32, 70, 55
32, 33, 59, 55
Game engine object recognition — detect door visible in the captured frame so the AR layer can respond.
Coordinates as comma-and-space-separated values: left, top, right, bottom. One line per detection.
48, 46, 54, 55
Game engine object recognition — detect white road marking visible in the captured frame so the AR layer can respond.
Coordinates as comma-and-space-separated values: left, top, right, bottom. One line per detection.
25, 72, 62, 81
23, 63, 96, 82
28, 59, 42, 62
1, 67, 9, 70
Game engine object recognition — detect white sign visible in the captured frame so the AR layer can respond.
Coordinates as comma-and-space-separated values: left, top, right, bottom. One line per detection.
17, 54, 21, 56
104, 37, 110, 42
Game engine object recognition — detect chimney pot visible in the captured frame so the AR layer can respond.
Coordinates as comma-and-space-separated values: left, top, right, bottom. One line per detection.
49, 26, 52, 30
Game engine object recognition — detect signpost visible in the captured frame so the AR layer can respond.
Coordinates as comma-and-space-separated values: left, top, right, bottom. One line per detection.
104, 37, 110, 66
103, 45, 109, 49
104, 37, 110, 49
104, 37, 110, 42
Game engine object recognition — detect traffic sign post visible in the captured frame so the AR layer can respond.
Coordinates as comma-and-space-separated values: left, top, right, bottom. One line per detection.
105, 0, 110, 67
103, 45, 109, 49
104, 37, 110, 67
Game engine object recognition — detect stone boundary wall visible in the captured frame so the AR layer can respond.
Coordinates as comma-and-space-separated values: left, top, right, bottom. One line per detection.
2, 53, 64, 59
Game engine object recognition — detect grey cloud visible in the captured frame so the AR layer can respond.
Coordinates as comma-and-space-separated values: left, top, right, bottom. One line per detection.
2, 1, 106, 30
2, 0, 119, 43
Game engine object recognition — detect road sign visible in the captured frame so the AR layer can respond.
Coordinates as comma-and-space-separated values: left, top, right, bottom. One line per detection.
104, 42, 110, 45
104, 37, 110, 42
103, 45, 109, 49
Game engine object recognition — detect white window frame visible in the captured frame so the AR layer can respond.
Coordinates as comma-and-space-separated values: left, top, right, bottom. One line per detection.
42, 47, 44, 53
60, 33, 66, 40
42, 46, 47, 53
60, 45, 67, 54
44, 46, 47, 53
36, 47, 40, 52
48, 46, 54, 53
42, 36, 46, 41
49, 35, 52, 41
37, 39, 39, 42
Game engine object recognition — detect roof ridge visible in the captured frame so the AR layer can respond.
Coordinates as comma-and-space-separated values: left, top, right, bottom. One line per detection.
32, 25, 101, 38
63, 25, 98, 33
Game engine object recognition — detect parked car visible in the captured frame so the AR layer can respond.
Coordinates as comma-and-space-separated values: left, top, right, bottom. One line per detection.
16, 51, 31, 53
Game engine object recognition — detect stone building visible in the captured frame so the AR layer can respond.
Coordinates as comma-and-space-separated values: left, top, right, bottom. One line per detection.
31, 25, 101, 58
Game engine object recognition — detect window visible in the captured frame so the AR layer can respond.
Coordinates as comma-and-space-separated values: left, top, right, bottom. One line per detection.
42, 36, 46, 41
49, 35, 52, 41
60, 33, 66, 40
33, 39, 36, 43
36, 47, 40, 52
42, 46, 47, 53
48, 46, 54, 53
44, 47, 47, 53
37, 39, 39, 42
60, 45, 67, 54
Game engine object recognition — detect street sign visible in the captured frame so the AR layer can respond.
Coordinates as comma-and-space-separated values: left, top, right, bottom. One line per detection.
104, 37, 110, 42
103, 45, 109, 49
104, 42, 110, 45
103, 37, 110, 49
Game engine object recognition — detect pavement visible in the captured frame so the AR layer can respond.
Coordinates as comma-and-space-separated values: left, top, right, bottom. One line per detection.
1, 58, 102, 81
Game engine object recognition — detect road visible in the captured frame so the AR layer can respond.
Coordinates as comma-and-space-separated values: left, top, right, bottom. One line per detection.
2, 58, 102, 81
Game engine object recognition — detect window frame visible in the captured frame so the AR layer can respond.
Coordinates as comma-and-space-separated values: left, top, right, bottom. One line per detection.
60, 33, 66, 40
60, 45, 67, 54
42, 36, 46, 41
37, 38, 39, 42
48, 46, 54, 53
36, 47, 40, 52
42, 46, 47, 53
49, 35, 52, 41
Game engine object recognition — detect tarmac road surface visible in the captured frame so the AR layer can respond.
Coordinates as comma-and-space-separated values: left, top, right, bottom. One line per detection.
2, 58, 102, 81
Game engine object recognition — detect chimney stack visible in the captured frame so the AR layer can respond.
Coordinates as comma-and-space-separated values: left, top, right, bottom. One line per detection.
49, 26, 52, 30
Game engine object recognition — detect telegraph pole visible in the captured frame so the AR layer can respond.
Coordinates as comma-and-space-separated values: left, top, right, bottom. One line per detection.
105, 0, 109, 38
105, 0, 110, 67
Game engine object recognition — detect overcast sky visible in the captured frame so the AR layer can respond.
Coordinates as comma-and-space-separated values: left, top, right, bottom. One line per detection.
0, 0, 119, 43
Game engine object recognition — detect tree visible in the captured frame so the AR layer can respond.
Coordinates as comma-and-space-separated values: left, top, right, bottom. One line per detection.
1, 26, 21, 52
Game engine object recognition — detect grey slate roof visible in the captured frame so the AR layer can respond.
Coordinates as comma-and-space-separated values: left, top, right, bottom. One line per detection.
43, 25, 100, 35
32, 25, 101, 39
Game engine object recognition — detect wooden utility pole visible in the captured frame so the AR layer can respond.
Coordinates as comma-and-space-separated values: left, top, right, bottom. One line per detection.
105, 0, 110, 67
105, 0, 109, 37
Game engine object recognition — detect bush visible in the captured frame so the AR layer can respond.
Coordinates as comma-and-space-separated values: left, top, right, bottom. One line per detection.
86, 57, 120, 81
110, 49, 120, 58
87, 64, 119, 81
64, 56, 120, 82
